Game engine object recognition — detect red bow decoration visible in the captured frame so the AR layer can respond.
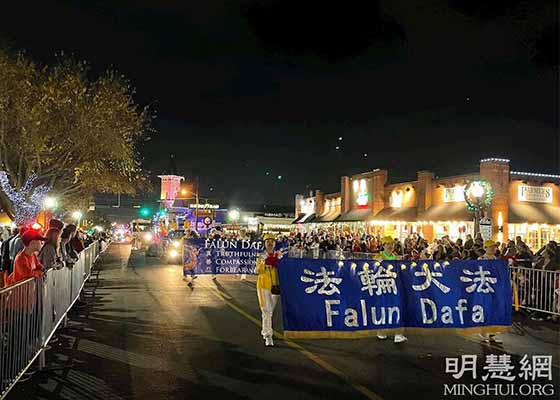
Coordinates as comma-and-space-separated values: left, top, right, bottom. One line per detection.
265, 253, 279, 268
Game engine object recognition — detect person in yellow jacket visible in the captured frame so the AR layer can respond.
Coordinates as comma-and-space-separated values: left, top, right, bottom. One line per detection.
256, 233, 282, 347
376, 236, 408, 344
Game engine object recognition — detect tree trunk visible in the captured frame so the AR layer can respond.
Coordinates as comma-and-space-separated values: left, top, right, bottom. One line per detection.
0, 190, 15, 221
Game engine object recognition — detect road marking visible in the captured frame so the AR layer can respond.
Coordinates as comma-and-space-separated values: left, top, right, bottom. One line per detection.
460, 335, 560, 369
207, 286, 384, 400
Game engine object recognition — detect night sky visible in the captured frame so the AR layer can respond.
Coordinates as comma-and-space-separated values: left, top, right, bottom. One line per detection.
2, 0, 558, 207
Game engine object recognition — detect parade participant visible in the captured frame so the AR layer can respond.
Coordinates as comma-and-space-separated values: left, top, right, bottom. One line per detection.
379, 236, 398, 260
256, 233, 282, 347
184, 230, 198, 283
479, 240, 497, 260
477, 239, 503, 343
238, 229, 249, 281
377, 236, 407, 343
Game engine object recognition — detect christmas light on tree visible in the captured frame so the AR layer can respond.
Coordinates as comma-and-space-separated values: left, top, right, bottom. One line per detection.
0, 171, 51, 225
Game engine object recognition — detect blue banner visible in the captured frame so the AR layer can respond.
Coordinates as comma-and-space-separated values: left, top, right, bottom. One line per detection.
278, 258, 512, 338
183, 239, 264, 275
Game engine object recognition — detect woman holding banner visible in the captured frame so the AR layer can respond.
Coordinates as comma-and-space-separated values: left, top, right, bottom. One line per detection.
377, 236, 408, 344
256, 233, 282, 347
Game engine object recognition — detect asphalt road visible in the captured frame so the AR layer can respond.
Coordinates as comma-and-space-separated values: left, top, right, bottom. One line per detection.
7, 244, 560, 400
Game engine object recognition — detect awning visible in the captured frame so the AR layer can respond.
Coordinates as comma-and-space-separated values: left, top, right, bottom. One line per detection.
314, 209, 341, 223
337, 209, 373, 222
370, 207, 418, 222
419, 203, 472, 222
258, 217, 295, 226
509, 203, 560, 224
292, 213, 315, 224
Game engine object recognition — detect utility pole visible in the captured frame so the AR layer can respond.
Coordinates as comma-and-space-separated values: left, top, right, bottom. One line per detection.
194, 176, 200, 233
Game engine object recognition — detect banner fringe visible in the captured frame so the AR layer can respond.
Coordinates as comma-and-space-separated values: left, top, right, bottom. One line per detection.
283, 325, 511, 339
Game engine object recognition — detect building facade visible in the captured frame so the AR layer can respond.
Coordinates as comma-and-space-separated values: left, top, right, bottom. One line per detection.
294, 158, 560, 250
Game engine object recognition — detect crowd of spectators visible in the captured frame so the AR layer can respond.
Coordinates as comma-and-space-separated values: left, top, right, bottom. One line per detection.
286, 228, 559, 269
0, 220, 107, 288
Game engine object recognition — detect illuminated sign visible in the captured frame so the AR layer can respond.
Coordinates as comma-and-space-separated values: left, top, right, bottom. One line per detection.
443, 186, 466, 203
300, 198, 315, 214
518, 186, 552, 204
247, 217, 259, 226
353, 179, 369, 209
189, 204, 220, 209
390, 191, 403, 208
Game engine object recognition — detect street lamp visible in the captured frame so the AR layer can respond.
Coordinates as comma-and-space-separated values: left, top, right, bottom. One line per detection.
229, 209, 240, 223
43, 196, 57, 210
469, 182, 485, 199
72, 210, 83, 227
464, 180, 494, 238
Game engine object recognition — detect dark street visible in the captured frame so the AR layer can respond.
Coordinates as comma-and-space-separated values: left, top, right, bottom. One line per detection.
5, 244, 558, 400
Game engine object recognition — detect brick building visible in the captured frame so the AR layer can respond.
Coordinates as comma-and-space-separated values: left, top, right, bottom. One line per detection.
294, 158, 560, 250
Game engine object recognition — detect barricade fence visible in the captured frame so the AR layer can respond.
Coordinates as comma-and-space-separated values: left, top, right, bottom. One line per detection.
287, 249, 560, 316
0, 240, 106, 399
510, 265, 560, 316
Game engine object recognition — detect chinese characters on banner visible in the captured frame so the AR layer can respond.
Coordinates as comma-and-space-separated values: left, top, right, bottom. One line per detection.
278, 259, 512, 337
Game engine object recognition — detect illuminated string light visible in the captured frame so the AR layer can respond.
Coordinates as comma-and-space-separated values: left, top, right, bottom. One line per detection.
0, 171, 51, 225
480, 158, 510, 163
511, 171, 560, 179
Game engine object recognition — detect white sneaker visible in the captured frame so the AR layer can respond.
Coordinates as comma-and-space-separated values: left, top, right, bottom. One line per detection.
394, 334, 407, 343
478, 333, 490, 343
264, 336, 274, 347
377, 335, 388, 340
489, 334, 503, 344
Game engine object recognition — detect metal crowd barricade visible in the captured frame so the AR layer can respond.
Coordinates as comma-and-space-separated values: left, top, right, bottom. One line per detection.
0, 276, 44, 397
510, 265, 560, 316
0, 240, 107, 399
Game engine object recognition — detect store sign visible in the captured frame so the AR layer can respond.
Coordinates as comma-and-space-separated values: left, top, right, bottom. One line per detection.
479, 217, 492, 241
518, 186, 552, 204
443, 186, 465, 203
247, 217, 259, 226
190, 203, 220, 209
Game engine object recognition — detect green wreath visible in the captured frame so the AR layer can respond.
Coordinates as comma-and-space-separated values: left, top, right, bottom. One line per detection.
464, 180, 494, 212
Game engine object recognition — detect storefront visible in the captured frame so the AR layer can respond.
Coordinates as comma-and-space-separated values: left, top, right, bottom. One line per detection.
507, 180, 560, 249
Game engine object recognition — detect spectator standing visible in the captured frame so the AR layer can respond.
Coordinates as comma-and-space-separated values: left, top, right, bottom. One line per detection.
69, 227, 85, 254
6, 230, 46, 285
39, 228, 64, 270
1, 227, 18, 286
48, 219, 64, 232
9, 226, 29, 267
60, 229, 78, 268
